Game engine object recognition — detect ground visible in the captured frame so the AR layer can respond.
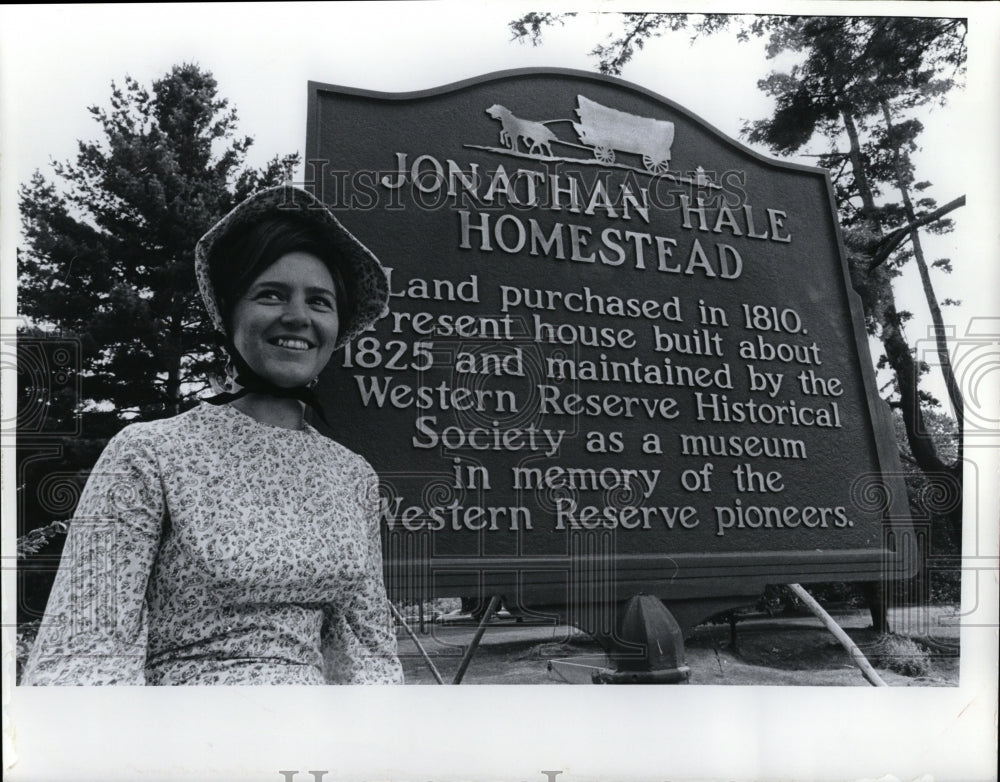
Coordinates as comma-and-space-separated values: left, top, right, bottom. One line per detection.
395, 604, 961, 686
14, 602, 961, 686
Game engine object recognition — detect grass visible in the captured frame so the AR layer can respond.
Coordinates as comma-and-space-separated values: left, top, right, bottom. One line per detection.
866, 634, 934, 678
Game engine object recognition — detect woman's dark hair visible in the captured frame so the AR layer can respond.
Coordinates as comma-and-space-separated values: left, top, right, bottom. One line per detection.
209, 216, 352, 334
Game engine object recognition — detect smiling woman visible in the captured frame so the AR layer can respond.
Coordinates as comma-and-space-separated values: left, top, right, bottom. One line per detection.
21, 186, 404, 685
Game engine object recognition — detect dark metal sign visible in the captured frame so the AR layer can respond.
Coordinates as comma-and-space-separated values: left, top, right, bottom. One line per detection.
308, 69, 914, 625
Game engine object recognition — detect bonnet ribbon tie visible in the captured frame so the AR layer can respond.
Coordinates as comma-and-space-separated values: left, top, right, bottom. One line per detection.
205, 338, 329, 426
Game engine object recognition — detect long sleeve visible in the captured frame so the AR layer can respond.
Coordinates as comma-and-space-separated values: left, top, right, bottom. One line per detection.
321, 480, 403, 684
22, 426, 165, 685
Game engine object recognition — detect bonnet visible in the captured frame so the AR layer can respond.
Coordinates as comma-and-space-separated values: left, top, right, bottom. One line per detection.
195, 184, 390, 351
194, 185, 390, 417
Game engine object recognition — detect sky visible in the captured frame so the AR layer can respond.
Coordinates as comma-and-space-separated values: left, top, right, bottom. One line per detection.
1, 3, 998, 781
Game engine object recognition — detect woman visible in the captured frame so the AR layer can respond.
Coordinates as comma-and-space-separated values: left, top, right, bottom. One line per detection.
23, 185, 404, 685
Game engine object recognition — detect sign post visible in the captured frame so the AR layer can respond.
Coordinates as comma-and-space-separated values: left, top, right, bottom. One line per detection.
307, 69, 915, 675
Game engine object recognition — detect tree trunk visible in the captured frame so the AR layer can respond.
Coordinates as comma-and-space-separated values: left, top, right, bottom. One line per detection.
878, 102, 964, 543
839, 106, 969, 618
841, 110, 880, 226
880, 101, 965, 444
840, 107, 955, 477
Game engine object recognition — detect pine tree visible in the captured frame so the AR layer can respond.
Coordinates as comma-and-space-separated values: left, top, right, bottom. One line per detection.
18, 63, 299, 419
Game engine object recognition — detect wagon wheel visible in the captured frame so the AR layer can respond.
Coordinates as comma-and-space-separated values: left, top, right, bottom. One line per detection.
594, 146, 615, 164
643, 155, 670, 174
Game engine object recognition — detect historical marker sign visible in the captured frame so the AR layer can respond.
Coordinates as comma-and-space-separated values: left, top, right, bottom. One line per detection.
308, 69, 914, 628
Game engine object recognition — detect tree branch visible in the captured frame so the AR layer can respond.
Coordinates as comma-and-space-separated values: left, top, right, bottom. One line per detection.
868, 195, 965, 270
594, 13, 651, 75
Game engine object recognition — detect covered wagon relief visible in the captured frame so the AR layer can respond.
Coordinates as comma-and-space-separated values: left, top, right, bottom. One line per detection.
469, 94, 706, 184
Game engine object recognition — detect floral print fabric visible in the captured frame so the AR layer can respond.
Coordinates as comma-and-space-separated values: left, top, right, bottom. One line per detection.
22, 403, 403, 685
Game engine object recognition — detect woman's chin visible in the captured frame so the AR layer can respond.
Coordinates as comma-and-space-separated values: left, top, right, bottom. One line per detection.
276, 378, 312, 390
256, 370, 315, 389
245, 358, 318, 389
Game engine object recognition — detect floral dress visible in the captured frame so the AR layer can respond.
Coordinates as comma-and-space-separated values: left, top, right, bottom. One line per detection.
22, 403, 403, 685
